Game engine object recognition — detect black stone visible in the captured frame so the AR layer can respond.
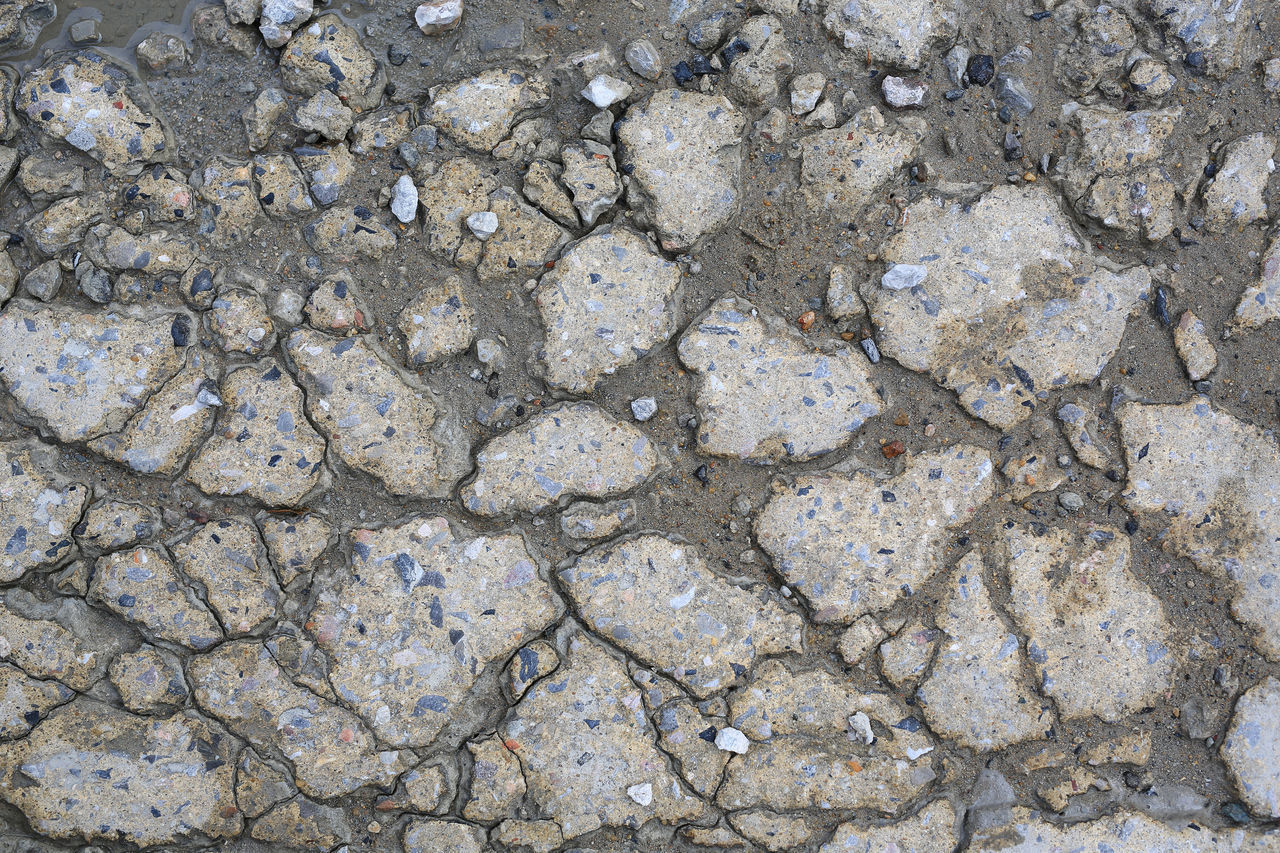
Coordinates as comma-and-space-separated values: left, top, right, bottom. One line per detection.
967, 54, 996, 86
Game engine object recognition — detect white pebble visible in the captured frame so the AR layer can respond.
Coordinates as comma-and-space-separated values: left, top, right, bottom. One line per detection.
626, 782, 653, 805
715, 726, 750, 754
581, 74, 633, 108
467, 211, 498, 240
881, 263, 928, 291
630, 397, 658, 422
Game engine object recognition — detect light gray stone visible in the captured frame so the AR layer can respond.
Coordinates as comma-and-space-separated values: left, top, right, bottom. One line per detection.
427, 69, 551, 152
799, 108, 921, 219
823, 0, 957, 69
1203, 133, 1276, 232
0, 441, 86, 583
1222, 676, 1280, 818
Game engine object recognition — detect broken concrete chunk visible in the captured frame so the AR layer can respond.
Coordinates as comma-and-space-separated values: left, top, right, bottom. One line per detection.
1221, 676, 1280, 818
0, 597, 111, 690
0, 302, 186, 443
819, 799, 959, 853
502, 631, 708, 841
561, 533, 802, 697
259, 0, 314, 46
254, 152, 315, 217
427, 68, 551, 152
92, 546, 222, 650
305, 205, 398, 257
398, 274, 476, 365
559, 498, 638, 546
461, 402, 662, 516
309, 515, 559, 748
756, 446, 994, 623
729, 811, 817, 851
1003, 525, 1174, 721
560, 143, 621, 226
258, 511, 333, 587
536, 226, 681, 393
0, 662, 71, 738
617, 89, 744, 251
0, 700, 241, 846
879, 622, 937, 686
463, 735, 526, 821
1232, 230, 1280, 331
419, 158, 498, 261
198, 156, 261, 246
295, 143, 354, 206
74, 498, 157, 555
918, 550, 1049, 750
823, 0, 957, 69
279, 14, 384, 109
287, 328, 469, 500
122, 164, 195, 223
208, 288, 275, 355
188, 639, 407, 799
0, 441, 86, 583
1174, 310, 1217, 380
403, 819, 487, 853
109, 645, 189, 714
968, 806, 1278, 851
658, 699, 730, 795
235, 750, 295, 819
866, 185, 1150, 430
1203, 133, 1276, 232
1119, 398, 1280, 661
186, 360, 326, 507
837, 615, 888, 664
678, 293, 883, 462
304, 270, 371, 334
1056, 399, 1115, 471
1002, 451, 1066, 500
522, 159, 578, 228
251, 795, 352, 849
18, 50, 173, 172
173, 519, 280, 636
1142, 0, 1259, 78
476, 186, 569, 283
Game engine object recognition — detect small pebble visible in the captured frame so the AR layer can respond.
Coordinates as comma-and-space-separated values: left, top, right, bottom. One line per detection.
467, 211, 498, 240
630, 397, 657, 422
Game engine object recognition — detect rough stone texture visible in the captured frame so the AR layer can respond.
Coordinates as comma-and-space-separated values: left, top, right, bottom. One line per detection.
1064, 105, 1181, 241
286, 328, 469, 499
402, 819, 487, 853
917, 550, 1049, 750
719, 661, 937, 812
427, 69, 550, 152
419, 158, 496, 261
252, 794, 352, 848
819, 799, 959, 852
502, 632, 708, 841
0, 662, 71, 738
172, 519, 279, 636
536, 226, 681, 393
279, 15, 385, 109
1202, 133, 1276, 232
197, 156, 261, 245
74, 498, 157, 555
1142, 0, 1259, 78
254, 152, 314, 217
235, 750, 295, 818
493, 820, 563, 853
304, 270, 371, 334
463, 735, 526, 821
0, 598, 111, 690
866, 185, 1150, 430
108, 645, 189, 714
0, 441, 86, 583
259, 511, 333, 587
398, 275, 475, 365
522, 159, 578, 228
91, 546, 222, 650
188, 639, 407, 798
1003, 525, 1174, 721
0, 301, 186, 443
561, 534, 801, 697
616, 89, 745, 251
756, 446, 994, 623
823, 0, 957, 69
1057, 398, 1116, 471
475, 186, 569, 283
186, 360, 326, 506
207, 288, 275, 355
295, 143, 353, 206
969, 806, 1279, 851
0, 700, 241, 846
259, 0, 313, 46
725, 16, 793, 105
559, 498, 637, 546
508, 639, 558, 699
800, 109, 921, 219
1221, 676, 1280, 818
461, 402, 661, 516
678, 293, 882, 463
307, 515, 560, 747
1174, 310, 1217, 380
730, 811, 817, 850
655, 699, 729, 796
305, 206, 398, 257
560, 143, 620, 226
18, 51, 173, 172
1002, 451, 1066, 500
879, 622, 937, 686
1233, 230, 1280, 331
1119, 398, 1280, 660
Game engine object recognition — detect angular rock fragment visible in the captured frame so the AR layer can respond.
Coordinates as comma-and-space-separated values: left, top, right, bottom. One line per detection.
560, 143, 620, 226
562, 534, 801, 697
463, 735, 525, 821
259, 511, 333, 587
287, 329, 469, 499
678, 293, 882, 462
968, 806, 1279, 851
251, 795, 352, 848
108, 645, 189, 714
719, 662, 936, 812
403, 819, 487, 853
427, 69, 550, 152
1003, 525, 1174, 721
188, 639, 407, 798
279, 14, 384, 109
0, 597, 112, 690
306, 206, 397, 257
799, 107, 921, 219
0, 663, 71, 738
1221, 676, 1279, 818
1203, 133, 1276, 232
92, 547, 223, 650
494, 820, 563, 853
0, 700, 241, 846
820, 799, 959, 852
522, 159, 578, 228
24, 192, 108, 255
197, 156, 261, 246
74, 498, 157, 555
18, 50, 173, 172
917, 550, 1049, 750
186, 360, 326, 506
1142, 0, 1260, 78
207, 287, 275, 355
1119, 398, 1280, 660
419, 158, 496, 261
1232, 230, 1280, 331
461, 402, 662, 516
173, 519, 280, 636
724, 16, 792, 105
502, 632, 707, 841
823, 0, 957, 69
1174, 310, 1216, 380
617, 89, 744, 251
536, 226, 681, 393
756, 446, 993, 623
1056, 5, 1136, 96
1002, 451, 1066, 500
307, 515, 559, 747
0, 441, 86, 583
0, 302, 186, 442
1057, 399, 1116, 471
879, 622, 937, 686
121, 164, 194, 223
398, 275, 476, 365
559, 498, 637, 547
304, 270, 371, 334
475, 186, 569, 283
254, 152, 315, 217
295, 143, 353, 206
866, 185, 1150, 429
